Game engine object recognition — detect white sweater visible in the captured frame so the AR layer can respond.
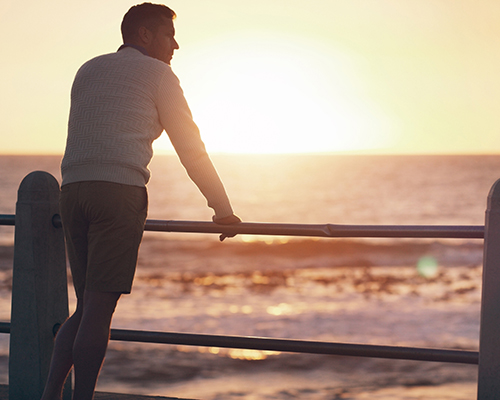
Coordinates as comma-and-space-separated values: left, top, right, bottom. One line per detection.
61, 46, 234, 218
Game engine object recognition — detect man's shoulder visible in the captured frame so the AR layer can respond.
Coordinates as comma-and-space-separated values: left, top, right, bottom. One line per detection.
78, 48, 171, 77
79, 52, 116, 68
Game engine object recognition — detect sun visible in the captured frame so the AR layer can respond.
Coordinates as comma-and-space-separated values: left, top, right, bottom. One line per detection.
154, 31, 393, 154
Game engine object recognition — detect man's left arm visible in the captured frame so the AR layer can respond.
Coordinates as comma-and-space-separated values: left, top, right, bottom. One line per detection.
156, 68, 240, 221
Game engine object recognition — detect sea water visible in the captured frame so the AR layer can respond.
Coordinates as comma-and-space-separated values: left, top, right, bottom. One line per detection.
1, 154, 499, 240
0, 154, 496, 399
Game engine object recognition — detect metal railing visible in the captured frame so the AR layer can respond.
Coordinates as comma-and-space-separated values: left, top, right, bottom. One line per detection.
1, 214, 484, 366
149, 219, 486, 238
1, 170, 498, 399
0, 321, 479, 365
0, 215, 14, 226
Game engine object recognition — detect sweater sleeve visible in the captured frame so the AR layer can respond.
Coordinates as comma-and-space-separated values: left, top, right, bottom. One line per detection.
155, 68, 234, 218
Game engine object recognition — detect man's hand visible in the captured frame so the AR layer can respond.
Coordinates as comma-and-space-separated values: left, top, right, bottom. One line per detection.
213, 214, 241, 241
213, 214, 242, 225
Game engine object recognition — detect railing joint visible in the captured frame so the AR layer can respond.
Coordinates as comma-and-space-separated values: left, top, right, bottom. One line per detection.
52, 214, 62, 228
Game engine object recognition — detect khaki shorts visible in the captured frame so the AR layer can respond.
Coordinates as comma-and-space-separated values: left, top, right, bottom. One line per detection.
60, 181, 148, 298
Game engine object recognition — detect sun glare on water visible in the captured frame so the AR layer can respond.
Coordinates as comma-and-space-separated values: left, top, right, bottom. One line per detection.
154, 32, 393, 154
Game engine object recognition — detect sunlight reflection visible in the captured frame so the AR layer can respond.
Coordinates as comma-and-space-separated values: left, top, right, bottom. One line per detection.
241, 305, 253, 314
241, 235, 257, 243
252, 272, 270, 285
240, 235, 290, 244
228, 349, 281, 361
174, 345, 281, 361
266, 303, 294, 316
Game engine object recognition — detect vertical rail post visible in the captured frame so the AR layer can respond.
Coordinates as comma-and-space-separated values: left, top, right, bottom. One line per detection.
9, 171, 71, 400
478, 179, 500, 399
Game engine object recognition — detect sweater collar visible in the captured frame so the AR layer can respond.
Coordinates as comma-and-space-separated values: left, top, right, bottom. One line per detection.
117, 44, 149, 57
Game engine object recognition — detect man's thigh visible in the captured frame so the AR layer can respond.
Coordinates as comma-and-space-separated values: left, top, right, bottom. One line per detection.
60, 181, 148, 298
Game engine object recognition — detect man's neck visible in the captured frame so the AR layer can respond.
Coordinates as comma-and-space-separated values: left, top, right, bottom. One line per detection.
117, 43, 149, 56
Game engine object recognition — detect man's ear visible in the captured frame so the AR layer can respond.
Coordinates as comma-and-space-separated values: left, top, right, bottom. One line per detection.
137, 26, 152, 44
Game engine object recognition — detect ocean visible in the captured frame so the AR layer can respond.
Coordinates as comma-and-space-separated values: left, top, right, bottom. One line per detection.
1, 154, 499, 230
0, 153, 497, 399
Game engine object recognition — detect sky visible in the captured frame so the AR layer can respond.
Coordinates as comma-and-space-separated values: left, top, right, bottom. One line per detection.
1, 0, 500, 155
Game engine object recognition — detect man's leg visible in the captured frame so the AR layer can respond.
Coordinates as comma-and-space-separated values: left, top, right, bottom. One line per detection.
40, 290, 121, 400
40, 301, 84, 400
72, 290, 121, 400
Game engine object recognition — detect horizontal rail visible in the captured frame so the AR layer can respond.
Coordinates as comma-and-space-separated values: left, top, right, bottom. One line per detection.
110, 329, 478, 365
0, 215, 15, 226
0, 322, 9, 334
0, 322, 477, 365
145, 219, 485, 239
3, 214, 485, 239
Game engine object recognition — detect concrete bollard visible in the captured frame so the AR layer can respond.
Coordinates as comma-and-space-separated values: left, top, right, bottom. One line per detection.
9, 171, 71, 400
478, 178, 500, 399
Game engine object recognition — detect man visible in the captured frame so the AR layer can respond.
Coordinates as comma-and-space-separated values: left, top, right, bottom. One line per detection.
41, 3, 240, 399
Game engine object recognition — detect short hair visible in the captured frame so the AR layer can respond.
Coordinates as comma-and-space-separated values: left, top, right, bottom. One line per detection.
121, 3, 176, 43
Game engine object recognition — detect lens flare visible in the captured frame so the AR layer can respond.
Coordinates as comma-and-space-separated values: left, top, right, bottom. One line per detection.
417, 256, 439, 278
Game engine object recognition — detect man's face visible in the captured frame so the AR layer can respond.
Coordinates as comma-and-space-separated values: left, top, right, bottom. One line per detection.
148, 17, 179, 65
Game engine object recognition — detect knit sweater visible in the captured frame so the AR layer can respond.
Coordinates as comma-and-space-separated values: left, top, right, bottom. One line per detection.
61, 46, 234, 218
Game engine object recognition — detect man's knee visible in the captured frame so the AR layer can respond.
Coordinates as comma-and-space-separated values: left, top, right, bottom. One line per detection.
82, 290, 122, 319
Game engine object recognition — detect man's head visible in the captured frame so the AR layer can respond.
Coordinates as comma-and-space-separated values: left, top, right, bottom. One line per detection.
121, 3, 179, 64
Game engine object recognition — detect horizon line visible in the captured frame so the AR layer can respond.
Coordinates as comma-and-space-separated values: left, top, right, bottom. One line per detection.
1, 150, 500, 157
